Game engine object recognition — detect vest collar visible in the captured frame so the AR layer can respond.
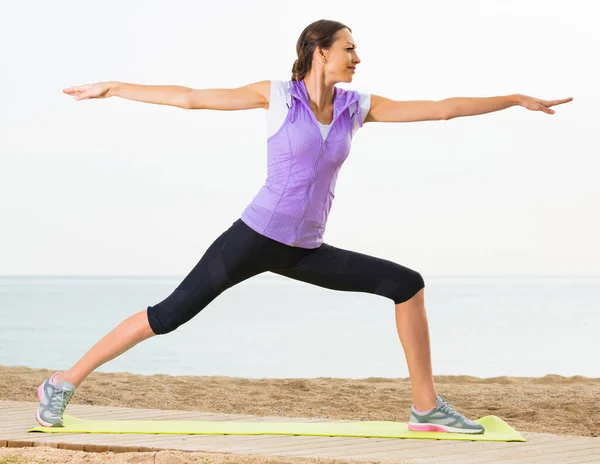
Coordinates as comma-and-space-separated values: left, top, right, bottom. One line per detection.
288, 79, 359, 126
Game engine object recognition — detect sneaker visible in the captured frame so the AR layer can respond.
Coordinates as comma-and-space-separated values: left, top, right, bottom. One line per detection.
408, 394, 484, 434
35, 372, 76, 427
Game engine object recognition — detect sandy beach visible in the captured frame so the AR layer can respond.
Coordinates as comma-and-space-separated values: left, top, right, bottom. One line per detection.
1, 365, 598, 463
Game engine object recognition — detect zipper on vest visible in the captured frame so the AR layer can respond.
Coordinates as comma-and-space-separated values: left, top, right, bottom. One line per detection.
290, 125, 326, 247
289, 94, 355, 247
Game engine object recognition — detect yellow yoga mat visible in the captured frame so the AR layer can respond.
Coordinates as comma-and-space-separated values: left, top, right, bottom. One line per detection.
28, 414, 525, 442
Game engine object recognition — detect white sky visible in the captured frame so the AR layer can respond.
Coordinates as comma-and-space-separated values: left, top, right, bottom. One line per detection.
1, 0, 597, 276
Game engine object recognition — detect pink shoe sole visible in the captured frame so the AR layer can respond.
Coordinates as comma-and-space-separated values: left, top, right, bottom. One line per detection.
408, 422, 484, 434
409, 423, 451, 432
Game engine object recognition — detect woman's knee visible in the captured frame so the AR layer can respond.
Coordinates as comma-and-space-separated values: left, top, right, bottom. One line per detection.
391, 268, 425, 305
147, 305, 176, 335
146, 287, 218, 335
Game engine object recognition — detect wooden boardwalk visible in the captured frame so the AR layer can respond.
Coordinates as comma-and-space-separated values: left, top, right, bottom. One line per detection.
1, 400, 599, 463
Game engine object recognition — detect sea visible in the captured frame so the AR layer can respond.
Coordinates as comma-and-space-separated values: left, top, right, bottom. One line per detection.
0, 275, 598, 379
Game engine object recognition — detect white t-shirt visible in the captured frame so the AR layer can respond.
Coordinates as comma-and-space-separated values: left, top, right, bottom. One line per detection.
266, 80, 371, 140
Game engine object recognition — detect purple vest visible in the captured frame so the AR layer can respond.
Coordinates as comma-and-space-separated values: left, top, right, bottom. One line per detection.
240, 79, 364, 248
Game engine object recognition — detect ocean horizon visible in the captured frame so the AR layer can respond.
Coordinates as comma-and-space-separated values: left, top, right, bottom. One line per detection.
1, 274, 598, 379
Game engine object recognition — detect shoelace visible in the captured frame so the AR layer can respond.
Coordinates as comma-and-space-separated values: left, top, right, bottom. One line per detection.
435, 394, 467, 420
50, 385, 74, 416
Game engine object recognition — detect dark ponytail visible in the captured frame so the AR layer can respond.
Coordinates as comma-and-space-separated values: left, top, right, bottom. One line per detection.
291, 19, 351, 81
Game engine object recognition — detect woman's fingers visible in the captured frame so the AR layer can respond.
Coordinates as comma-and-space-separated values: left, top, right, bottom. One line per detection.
536, 97, 572, 114
522, 95, 572, 114
63, 85, 93, 97
545, 97, 573, 107
63, 85, 91, 95
64, 82, 110, 100
550, 97, 574, 107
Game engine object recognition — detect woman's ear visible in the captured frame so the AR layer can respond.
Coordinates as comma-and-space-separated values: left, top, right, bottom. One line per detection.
315, 46, 328, 63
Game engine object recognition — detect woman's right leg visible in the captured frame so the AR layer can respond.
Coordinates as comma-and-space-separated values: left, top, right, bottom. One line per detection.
60, 218, 284, 386
55, 310, 155, 387
37, 218, 283, 425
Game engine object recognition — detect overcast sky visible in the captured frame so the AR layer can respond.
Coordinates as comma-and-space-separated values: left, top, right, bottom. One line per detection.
1, 0, 596, 277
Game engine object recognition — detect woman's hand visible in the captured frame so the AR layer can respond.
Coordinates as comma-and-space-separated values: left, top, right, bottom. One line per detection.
63, 82, 111, 101
518, 95, 573, 114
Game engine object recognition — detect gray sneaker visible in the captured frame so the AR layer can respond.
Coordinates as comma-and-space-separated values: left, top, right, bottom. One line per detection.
35, 372, 76, 427
408, 394, 484, 434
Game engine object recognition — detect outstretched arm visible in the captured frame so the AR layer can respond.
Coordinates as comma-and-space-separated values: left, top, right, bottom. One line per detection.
63, 80, 271, 111
364, 94, 573, 123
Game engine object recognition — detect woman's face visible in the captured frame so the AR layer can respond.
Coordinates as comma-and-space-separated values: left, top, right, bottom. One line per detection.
318, 28, 361, 83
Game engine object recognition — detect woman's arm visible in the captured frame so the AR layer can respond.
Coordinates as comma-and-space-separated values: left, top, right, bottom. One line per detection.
364, 95, 445, 123
63, 80, 271, 110
186, 80, 270, 110
364, 93, 573, 123
106, 82, 191, 108
441, 94, 573, 119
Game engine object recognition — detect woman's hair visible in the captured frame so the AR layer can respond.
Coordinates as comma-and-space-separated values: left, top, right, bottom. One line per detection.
291, 19, 351, 81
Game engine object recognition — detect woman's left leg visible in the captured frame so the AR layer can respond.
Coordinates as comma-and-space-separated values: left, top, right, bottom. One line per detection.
270, 242, 437, 410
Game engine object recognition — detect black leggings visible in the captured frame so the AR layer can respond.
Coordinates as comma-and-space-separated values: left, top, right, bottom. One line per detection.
147, 218, 425, 335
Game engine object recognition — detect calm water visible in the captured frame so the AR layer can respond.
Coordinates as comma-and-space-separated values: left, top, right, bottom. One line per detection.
0, 275, 598, 379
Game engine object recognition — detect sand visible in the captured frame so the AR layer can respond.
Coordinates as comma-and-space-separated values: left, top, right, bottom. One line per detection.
1, 365, 598, 463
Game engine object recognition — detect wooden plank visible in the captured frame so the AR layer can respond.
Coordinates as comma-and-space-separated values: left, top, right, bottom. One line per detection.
414, 439, 600, 464
45, 433, 177, 449
267, 436, 527, 460
0, 400, 391, 424
9, 432, 598, 464
120, 409, 217, 420
351, 435, 566, 461
0, 406, 38, 417
0, 421, 40, 432
484, 444, 600, 464
71, 408, 156, 417
4, 400, 356, 422
142, 437, 281, 453
50, 433, 199, 450
29, 435, 78, 447
56, 442, 88, 452
39, 441, 143, 454
87, 411, 186, 421
1, 431, 46, 441
0, 421, 38, 430
39, 435, 167, 453
350, 441, 553, 462
568, 457, 600, 464
68, 409, 160, 420
130, 433, 285, 446
0, 402, 35, 412
32, 440, 59, 449
172, 435, 352, 452
197, 435, 381, 453
148, 411, 262, 421
5, 439, 35, 448
0, 409, 32, 419
1, 414, 39, 425
151, 434, 317, 448
230, 437, 426, 455
270, 441, 453, 459
125, 434, 294, 450
54, 432, 290, 452
221, 436, 426, 457
313, 440, 480, 459
21, 426, 192, 451
4, 399, 597, 464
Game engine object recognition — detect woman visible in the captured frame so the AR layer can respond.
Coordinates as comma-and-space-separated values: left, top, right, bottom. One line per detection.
37, 19, 572, 434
